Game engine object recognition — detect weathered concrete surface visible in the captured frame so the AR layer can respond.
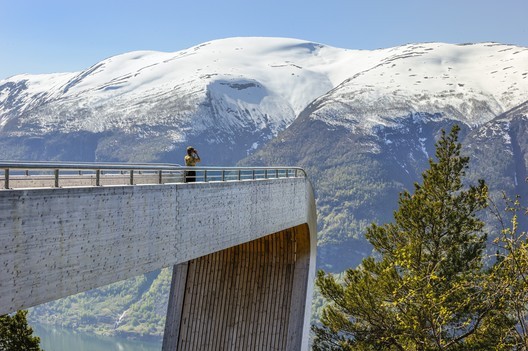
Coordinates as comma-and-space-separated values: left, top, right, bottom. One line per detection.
0, 178, 311, 310
0, 177, 316, 350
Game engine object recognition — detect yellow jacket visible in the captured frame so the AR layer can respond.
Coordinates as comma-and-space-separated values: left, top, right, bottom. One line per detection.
184, 154, 200, 166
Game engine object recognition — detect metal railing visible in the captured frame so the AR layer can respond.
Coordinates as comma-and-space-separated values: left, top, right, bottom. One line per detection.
0, 161, 307, 190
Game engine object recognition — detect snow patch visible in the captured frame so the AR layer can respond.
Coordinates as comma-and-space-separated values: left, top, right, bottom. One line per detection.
419, 137, 428, 158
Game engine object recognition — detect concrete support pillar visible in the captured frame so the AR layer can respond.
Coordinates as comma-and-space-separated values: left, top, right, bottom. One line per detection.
162, 224, 311, 351
162, 262, 189, 350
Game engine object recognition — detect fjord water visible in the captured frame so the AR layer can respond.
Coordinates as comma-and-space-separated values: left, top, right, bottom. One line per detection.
33, 323, 161, 351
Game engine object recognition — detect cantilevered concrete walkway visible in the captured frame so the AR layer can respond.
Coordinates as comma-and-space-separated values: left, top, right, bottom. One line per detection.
0, 162, 316, 351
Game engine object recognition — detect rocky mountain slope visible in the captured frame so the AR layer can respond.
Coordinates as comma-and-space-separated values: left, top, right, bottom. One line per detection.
0, 37, 346, 163
2, 37, 527, 339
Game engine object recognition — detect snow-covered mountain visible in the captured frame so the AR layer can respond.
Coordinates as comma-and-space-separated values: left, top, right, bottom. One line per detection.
307, 43, 528, 131
1, 38, 527, 164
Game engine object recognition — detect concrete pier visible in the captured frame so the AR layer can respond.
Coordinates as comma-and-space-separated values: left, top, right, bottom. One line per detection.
0, 175, 316, 350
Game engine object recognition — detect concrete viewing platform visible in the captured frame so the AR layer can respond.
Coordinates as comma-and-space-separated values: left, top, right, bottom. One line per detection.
0, 162, 317, 351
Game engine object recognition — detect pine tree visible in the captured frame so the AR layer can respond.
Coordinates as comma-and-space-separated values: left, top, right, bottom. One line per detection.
313, 126, 509, 350
0, 310, 43, 351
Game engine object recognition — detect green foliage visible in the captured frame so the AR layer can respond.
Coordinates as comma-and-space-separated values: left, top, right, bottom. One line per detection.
29, 269, 169, 341
0, 310, 43, 351
314, 153, 402, 246
115, 268, 171, 338
488, 196, 528, 350
313, 126, 514, 350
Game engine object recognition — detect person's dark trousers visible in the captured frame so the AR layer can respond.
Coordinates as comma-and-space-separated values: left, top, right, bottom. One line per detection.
185, 170, 196, 183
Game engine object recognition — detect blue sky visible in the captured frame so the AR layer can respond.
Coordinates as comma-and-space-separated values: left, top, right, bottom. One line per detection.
1, 0, 527, 80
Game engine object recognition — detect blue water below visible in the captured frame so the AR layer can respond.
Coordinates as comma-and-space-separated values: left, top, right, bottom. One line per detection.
33, 323, 162, 351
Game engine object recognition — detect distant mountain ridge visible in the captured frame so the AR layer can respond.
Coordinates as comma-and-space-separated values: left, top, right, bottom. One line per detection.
1, 38, 526, 164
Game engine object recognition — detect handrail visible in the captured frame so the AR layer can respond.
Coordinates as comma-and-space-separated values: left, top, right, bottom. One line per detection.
0, 161, 307, 190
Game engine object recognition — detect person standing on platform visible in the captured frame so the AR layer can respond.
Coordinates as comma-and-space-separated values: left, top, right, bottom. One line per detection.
184, 146, 201, 182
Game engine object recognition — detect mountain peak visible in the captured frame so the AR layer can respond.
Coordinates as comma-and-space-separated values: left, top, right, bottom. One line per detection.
1, 37, 527, 162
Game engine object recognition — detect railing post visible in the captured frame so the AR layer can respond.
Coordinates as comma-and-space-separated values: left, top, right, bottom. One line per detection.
252, 169, 255, 180
96, 169, 101, 186
159, 170, 163, 184
4, 169, 9, 189
238, 169, 241, 181
222, 170, 225, 181
130, 170, 134, 185
204, 170, 208, 182
54, 169, 59, 188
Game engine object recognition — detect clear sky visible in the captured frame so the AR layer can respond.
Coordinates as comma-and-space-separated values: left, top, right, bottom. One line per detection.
1, 0, 527, 80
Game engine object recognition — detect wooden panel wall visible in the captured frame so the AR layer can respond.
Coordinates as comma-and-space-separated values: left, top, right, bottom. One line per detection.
174, 227, 305, 351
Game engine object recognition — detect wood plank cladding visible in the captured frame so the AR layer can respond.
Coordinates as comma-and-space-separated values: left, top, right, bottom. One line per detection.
173, 226, 307, 351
